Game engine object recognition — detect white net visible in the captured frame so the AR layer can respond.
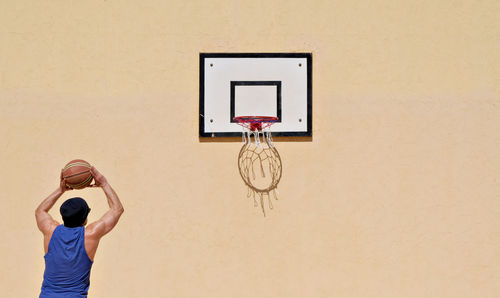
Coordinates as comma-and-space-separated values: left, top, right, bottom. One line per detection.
238, 128, 282, 216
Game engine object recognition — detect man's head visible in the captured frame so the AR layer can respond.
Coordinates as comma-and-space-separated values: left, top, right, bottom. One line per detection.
60, 197, 91, 227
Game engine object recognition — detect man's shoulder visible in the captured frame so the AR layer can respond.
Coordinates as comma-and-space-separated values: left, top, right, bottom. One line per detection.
85, 221, 104, 239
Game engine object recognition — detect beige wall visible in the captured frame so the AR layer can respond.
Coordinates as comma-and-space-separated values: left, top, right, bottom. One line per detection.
1, 0, 499, 297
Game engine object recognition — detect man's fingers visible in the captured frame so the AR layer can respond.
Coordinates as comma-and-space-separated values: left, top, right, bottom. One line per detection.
90, 166, 104, 180
60, 178, 71, 191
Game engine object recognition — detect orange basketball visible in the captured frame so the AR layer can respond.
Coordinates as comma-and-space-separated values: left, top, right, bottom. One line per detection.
62, 159, 93, 189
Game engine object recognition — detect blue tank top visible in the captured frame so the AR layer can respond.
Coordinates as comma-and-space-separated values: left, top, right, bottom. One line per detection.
40, 225, 93, 298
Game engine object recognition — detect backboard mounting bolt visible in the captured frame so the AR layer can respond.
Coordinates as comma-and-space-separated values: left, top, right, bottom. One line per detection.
298, 63, 302, 67
210, 63, 214, 67
210, 119, 214, 123
299, 118, 302, 122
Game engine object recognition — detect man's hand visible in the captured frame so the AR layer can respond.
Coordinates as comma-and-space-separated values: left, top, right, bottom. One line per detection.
59, 170, 72, 193
90, 166, 108, 187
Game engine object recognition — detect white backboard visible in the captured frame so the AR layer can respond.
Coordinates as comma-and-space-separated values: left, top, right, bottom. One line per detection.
200, 53, 312, 137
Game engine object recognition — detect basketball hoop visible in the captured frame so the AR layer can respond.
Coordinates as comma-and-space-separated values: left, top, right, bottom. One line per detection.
234, 116, 282, 216
233, 116, 279, 132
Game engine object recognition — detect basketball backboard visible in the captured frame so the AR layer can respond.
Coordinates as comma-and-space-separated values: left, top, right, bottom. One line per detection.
199, 53, 312, 138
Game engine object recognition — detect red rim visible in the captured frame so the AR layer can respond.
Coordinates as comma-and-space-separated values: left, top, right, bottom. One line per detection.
233, 116, 279, 123
233, 116, 279, 131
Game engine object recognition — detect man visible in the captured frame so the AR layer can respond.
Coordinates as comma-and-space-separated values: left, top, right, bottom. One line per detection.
35, 166, 124, 297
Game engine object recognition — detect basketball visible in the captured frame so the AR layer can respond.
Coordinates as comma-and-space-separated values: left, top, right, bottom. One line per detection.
62, 159, 93, 189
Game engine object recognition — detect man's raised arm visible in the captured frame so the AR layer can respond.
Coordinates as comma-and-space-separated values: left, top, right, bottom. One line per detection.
35, 173, 69, 235
86, 167, 124, 239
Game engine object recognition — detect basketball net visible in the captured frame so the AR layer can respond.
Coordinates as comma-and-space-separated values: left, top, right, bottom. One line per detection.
235, 117, 282, 216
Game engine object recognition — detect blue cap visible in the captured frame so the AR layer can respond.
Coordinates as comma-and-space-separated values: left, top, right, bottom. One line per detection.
60, 197, 90, 227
